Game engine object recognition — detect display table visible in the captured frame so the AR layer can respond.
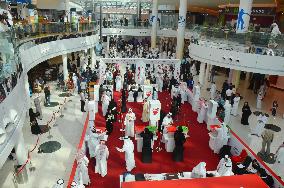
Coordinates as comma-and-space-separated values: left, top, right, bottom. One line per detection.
120, 171, 220, 188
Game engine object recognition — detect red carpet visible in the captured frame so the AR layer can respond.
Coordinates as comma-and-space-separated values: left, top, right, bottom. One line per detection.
86, 91, 220, 188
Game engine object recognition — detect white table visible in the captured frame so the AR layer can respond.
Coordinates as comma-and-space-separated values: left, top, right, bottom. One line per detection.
119, 171, 220, 187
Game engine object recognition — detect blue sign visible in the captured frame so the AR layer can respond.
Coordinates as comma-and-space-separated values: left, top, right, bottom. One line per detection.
5, 0, 31, 3
150, 15, 156, 23
178, 16, 186, 27
237, 9, 250, 30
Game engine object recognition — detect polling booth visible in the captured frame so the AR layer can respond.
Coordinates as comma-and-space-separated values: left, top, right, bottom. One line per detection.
149, 100, 161, 126
121, 174, 269, 188
143, 85, 153, 101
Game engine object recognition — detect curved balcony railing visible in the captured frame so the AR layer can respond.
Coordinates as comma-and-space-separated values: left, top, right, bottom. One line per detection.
0, 22, 98, 104
189, 25, 284, 57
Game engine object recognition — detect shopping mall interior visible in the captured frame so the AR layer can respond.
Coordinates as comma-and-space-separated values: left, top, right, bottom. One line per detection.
0, 0, 284, 188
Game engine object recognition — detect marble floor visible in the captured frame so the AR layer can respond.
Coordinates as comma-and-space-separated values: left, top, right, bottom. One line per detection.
0, 82, 87, 188
196, 71, 284, 179
0, 71, 283, 188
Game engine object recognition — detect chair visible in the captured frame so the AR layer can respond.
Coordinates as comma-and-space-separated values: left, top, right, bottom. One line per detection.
231, 149, 248, 164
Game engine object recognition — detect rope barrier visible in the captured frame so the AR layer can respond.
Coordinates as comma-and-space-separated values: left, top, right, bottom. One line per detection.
14, 136, 40, 177
14, 95, 69, 179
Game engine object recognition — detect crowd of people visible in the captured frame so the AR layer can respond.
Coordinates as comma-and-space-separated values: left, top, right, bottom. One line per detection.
107, 37, 177, 59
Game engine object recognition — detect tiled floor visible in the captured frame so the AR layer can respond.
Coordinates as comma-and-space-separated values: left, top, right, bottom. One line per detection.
196, 71, 284, 179
0, 82, 87, 188
0, 70, 283, 188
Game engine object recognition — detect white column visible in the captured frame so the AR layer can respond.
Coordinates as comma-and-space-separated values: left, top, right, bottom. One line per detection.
62, 54, 68, 81
176, 0, 187, 59
24, 74, 31, 109
151, 0, 158, 48
205, 64, 210, 83
15, 132, 28, 165
90, 47, 96, 70
106, 36, 110, 52
228, 69, 233, 84
236, 0, 253, 33
199, 63, 205, 86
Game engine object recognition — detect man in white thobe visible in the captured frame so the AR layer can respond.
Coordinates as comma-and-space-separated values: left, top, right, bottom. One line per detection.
194, 84, 201, 101
251, 113, 265, 137
256, 91, 263, 109
217, 155, 234, 176
72, 73, 78, 94
191, 162, 207, 178
223, 100, 231, 125
34, 93, 43, 120
102, 92, 110, 116
213, 123, 229, 154
162, 113, 173, 132
124, 108, 136, 137
87, 129, 107, 158
116, 137, 136, 171
76, 155, 90, 185
94, 141, 109, 177
231, 94, 240, 116
52, 179, 64, 188
210, 82, 217, 99
273, 143, 284, 178
115, 74, 122, 91
197, 100, 208, 124
191, 63, 197, 76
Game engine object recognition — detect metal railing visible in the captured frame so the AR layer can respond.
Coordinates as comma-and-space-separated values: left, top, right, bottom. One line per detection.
189, 25, 284, 57
0, 22, 98, 104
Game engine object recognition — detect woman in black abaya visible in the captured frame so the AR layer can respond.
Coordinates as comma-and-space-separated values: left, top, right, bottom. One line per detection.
173, 126, 186, 162
29, 108, 42, 135
241, 102, 252, 125
139, 128, 154, 163
121, 89, 127, 113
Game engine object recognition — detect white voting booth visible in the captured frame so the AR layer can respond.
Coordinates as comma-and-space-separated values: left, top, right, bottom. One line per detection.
192, 85, 200, 112
143, 85, 153, 101
149, 100, 161, 126
206, 100, 218, 130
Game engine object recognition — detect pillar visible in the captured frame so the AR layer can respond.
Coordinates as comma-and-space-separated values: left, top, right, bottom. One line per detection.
176, 0, 187, 59
151, 0, 158, 48
137, 0, 141, 20
24, 74, 31, 109
199, 63, 206, 86
236, 0, 253, 33
90, 48, 96, 70
205, 64, 210, 83
233, 70, 241, 88
15, 132, 28, 165
228, 69, 233, 84
62, 54, 68, 81
106, 36, 110, 52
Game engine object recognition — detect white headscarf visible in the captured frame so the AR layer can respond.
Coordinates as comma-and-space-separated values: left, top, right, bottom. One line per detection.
271, 23, 281, 36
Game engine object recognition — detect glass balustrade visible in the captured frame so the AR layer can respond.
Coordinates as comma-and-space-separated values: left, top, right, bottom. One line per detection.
189, 25, 284, 57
